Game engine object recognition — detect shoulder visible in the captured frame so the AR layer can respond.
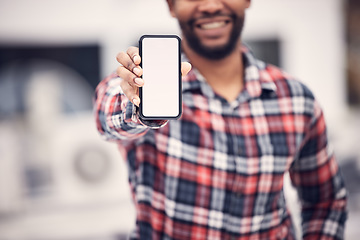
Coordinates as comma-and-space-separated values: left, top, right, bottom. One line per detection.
258, 62, 321, 119
259, 62, 315, 101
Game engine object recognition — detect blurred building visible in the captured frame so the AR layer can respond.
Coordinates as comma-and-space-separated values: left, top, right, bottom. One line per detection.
0, 0, 359, 239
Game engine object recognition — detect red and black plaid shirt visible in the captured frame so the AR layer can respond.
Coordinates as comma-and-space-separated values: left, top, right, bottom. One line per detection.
94, 46, 347, 240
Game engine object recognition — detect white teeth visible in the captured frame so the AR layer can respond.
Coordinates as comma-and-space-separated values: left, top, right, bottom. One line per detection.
199, 21, 226, 30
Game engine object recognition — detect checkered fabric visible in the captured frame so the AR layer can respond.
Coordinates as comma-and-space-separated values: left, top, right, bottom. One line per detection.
94, 46, 347, 240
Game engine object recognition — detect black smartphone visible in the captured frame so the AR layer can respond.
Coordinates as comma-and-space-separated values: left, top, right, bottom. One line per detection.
139, 35, 182, 120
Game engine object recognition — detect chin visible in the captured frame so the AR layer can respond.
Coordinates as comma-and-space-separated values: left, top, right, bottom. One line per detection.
183, 26, 242, 60
205, 43, 231, 52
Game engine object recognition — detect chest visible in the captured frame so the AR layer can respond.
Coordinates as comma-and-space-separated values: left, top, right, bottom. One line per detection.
156, 95, 307, 175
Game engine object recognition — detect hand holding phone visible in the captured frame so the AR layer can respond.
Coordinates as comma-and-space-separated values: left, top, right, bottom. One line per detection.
115, 36, 191, 119
139, 35, 182, 120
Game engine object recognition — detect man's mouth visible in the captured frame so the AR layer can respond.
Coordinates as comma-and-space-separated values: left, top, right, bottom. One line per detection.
197, 20, 229, 30
192, 15, 233, 30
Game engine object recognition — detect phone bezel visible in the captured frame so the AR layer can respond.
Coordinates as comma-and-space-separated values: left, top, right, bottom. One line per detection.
138, 35, 182, 120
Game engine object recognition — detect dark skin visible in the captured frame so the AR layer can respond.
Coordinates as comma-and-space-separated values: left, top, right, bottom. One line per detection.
116, 0, 251, 106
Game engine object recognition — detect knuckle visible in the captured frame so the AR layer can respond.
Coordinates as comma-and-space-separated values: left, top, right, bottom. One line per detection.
127, 46, 138, 55
120, 78, 136, 92
120, 81, 131, 95
116, 52, 125, 62
117, 66, 134, 81
126, 61, 135, 70
117, 52, 135, 71
116, 65, 126, 77
127, 47, 139, 61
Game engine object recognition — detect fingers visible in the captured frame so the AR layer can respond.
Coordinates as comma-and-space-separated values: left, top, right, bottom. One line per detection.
116, 47, 143, 106
119, 79, 140, 106
116, 51, 142, 77
127, 47, 141, 65
117, 65, 143, 106
181, 62, 192, 77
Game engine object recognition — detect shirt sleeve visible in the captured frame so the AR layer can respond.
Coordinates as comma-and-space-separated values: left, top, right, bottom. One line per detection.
93, 72, 168, 141
289, 100, 347, 240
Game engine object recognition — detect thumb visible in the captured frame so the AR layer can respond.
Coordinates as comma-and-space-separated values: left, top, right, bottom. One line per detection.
181, 62, 192, 77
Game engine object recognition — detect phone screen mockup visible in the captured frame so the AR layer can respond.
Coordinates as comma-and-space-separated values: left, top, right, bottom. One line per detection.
139, 35, 181, 120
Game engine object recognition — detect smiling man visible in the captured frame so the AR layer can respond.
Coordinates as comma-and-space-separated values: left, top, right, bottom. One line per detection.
175, 0, 246, 60
94, 0, 348, 239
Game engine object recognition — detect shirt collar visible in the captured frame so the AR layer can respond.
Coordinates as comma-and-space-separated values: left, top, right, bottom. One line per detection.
181, 44, 277, 99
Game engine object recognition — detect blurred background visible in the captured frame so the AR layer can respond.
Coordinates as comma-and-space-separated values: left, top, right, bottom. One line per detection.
0, 0, 359, 239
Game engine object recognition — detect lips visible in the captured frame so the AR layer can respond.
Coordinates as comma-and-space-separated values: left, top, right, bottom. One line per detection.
198, 20, 228, 30
193, 16, 232, 30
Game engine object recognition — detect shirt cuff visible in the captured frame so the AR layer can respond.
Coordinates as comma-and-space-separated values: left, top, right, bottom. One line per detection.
128, 102, 169, 129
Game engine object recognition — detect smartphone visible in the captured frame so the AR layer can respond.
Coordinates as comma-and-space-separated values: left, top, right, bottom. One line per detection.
139, 35, 182, 120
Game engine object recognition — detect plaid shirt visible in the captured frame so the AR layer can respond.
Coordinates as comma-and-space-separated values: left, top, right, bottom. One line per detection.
94, 46, 347, 240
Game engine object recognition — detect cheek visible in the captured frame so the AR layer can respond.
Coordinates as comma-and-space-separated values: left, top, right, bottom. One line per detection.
173, 4, 196, 23
223, 1, 248, 16
234, 3, 248, 16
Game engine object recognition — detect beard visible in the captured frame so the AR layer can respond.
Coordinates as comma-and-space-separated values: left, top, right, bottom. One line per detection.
179, 13, 245, 60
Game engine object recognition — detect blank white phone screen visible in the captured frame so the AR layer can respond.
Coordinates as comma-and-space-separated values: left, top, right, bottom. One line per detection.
141, 37, 180, 118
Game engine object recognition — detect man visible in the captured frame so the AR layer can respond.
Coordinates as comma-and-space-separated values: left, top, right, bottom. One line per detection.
94, 0, 347, 239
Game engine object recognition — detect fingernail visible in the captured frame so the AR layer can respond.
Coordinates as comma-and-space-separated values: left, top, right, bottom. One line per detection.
133, 67, 141, 76
132, 98, 140, 106
133, 55, 140, 63
134, 78, 144, 86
